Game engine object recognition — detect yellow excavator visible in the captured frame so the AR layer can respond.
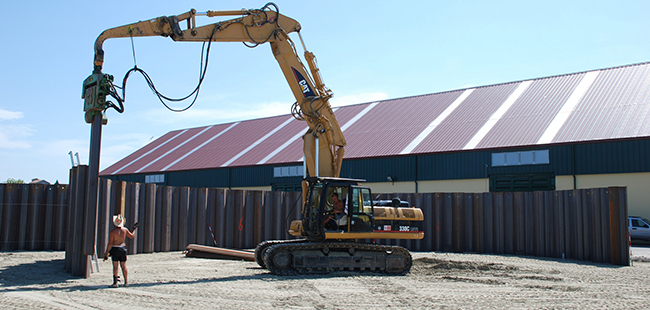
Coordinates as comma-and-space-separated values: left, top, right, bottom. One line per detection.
83, 3, 424, 275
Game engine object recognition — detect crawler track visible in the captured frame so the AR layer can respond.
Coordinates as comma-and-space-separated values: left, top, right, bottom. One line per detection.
260, 241, 412, 276
255, 239, 306, 269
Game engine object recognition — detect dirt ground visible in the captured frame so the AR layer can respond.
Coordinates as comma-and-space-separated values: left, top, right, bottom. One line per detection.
1, 249, 649, 309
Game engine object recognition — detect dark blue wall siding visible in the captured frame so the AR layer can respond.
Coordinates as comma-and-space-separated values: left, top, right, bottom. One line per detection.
419, 151, 491, 180
230, 166, 274, 187
168, 169, 228, 188
107, 174, 145, 183
167, 166, 274, 188
103, 138, 650, 188
340, 157, 416, 183
574, 139, 650, 174
271, 176, 303, 187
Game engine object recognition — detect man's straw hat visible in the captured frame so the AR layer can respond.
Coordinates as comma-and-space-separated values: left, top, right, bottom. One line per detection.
113, 214, 125, 227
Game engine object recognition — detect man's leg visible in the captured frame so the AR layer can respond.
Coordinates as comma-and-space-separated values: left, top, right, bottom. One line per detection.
111, 261, 119, 287
120, 261, 128, 287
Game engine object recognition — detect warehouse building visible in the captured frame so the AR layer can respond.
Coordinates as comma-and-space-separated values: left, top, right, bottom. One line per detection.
101, 61, 650, 218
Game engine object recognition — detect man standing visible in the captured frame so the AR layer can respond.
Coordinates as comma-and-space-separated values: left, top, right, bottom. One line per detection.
104, 214, 138, 288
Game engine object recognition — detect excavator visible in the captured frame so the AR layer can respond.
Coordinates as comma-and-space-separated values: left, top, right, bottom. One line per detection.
83, 3, 424, 275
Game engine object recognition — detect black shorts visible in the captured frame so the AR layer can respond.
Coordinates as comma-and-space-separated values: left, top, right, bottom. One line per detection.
109, 246, 128, 262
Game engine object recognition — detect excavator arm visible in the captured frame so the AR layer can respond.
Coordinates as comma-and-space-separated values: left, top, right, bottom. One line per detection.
83, 3, 345, 180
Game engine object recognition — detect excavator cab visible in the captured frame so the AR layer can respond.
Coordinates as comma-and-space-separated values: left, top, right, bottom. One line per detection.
290, 176, 425, 241
321, 182, 375, 233
296, 177, 372, 240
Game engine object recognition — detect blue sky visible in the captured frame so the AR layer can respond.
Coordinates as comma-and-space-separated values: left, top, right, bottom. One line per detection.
0, 0, 648, 184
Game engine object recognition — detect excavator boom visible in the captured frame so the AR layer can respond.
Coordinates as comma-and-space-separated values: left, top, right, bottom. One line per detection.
85, 3, 345, 180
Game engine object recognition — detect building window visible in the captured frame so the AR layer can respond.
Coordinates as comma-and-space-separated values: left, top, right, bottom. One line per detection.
273, 166, 303, 178
145, 174, 165, 183
492, 150, 549, 167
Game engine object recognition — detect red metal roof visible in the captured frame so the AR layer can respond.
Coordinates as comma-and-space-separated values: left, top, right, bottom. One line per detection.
101, 61, 650, 176
477, 73, 585, 148
412, 82, 520, 153
102, 126, 213, 175
343, 91, 464, 158
147, 115, 291, 173
554, 64, 650, 143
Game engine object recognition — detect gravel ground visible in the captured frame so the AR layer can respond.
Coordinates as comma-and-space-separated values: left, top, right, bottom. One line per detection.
1, 249, 649, 309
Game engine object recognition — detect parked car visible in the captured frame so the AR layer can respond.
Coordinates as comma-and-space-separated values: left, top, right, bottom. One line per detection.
629, 216, 650, 241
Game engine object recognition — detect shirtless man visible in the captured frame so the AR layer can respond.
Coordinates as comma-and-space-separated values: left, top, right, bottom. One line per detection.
104, 214, 137, 288
324, 192, 345, 230
331, 193, 344, 213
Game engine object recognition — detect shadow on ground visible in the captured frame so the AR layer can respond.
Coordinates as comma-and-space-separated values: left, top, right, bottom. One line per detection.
0, 255, 76, 287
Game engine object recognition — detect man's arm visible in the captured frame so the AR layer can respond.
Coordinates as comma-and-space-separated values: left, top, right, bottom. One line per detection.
104, 230, 114, 260
126, 222, 138, 239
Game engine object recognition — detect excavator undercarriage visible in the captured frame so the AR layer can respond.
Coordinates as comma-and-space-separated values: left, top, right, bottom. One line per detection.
260, 241, 412, 275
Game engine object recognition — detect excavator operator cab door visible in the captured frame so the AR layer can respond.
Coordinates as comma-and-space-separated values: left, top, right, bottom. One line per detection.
302, 181, 325, 239
349, 186, 374, 232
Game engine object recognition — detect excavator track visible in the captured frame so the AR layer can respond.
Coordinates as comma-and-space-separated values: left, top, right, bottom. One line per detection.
261, 241, 412, 276
255, 238, 306, 269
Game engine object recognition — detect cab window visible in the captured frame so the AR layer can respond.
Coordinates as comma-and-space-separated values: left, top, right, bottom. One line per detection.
351, 187, 372, 215
307, 184, 323, 212
325, 186, 347, 213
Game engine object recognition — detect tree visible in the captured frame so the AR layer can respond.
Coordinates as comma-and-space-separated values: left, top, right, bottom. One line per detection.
6, 178, 24, 184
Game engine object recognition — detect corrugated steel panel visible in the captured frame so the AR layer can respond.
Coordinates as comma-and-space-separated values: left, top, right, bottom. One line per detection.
148, 124, 238, 172
262, 103, 372, 164
476, 73, 585, 148
164, 115, 292, 172
102, 126, 219, 175
113, 124, 236, 174
225, 116, 304, 167
554, 63, 650, 143
412, 82, 520, 153
342, 91, 464, 158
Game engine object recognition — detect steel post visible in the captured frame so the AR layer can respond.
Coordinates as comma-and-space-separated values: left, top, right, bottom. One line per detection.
84, 114, 102, 257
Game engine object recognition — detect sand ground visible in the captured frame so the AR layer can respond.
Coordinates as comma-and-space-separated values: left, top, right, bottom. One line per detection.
1, 248, 650, 309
